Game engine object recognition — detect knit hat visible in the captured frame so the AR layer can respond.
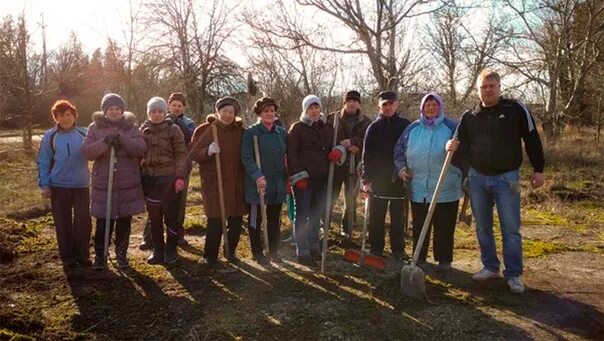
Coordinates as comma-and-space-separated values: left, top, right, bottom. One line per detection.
147, 97, 167, 115
343, 90, 361, 103
168, 92, 186, 106
253, 96, 278, 115
101, 93, 126, 113
302, 95, 321, 114
215, 96, 241, 115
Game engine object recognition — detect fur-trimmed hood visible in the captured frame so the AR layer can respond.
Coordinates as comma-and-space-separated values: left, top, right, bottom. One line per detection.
299, 112, 327, 126
91, 111, 138, 130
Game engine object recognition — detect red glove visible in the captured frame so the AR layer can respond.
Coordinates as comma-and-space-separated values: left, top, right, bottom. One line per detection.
295, 178, 308, 190
328, 149, 342, 163
175, 178, 185, 192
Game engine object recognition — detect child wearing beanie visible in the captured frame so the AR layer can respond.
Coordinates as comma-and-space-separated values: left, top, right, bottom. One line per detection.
139, 96, 187, 265
81, 93, 147, 270
286, 94, 346, 269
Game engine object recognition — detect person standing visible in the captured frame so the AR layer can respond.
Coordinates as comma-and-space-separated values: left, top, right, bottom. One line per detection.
190, 96, 247, 266
81, 93, 147, 270
140, 97, 187, 265
37, 100, 92, 268
449, 70, 545, 293
327, 90, 372, 237
241, 96, 287, 265
288, 95, 346, 268
361, 91, 410, 260
394, 92, 462, 271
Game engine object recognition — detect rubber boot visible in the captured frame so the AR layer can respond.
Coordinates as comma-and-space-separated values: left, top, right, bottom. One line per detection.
138, 221, 153, 251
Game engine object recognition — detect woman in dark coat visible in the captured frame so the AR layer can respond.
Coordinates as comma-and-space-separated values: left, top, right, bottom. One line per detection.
81, 93, 147, 270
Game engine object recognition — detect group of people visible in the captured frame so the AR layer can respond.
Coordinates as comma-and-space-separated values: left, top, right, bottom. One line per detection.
37, 69, 545, 294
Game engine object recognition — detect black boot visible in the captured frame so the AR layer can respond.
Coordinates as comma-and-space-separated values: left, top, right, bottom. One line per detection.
165, 240, 178, 265
138, 221, 153, 251
147, 246, 164, 265
93, 256, 106, 270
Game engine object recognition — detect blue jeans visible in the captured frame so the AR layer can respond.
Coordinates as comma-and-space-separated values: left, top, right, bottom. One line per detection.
293, 180, 326, 257
468, 168, 522, 278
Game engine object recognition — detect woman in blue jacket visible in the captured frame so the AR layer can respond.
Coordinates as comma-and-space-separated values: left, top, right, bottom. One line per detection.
241, 96, 288, 265
37, 100, 92, 268
394, 92, 462, 270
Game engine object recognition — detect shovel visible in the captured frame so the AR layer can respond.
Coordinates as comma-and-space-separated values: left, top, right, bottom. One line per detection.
103, 146, 116, 267
321, 112, 339, 273
345, 153, 356, 236
401, 146, 455, 299
343, 196, 386, 270
211, 124, 230, 259
253, 135, 270, 256
458, 192, 472, 226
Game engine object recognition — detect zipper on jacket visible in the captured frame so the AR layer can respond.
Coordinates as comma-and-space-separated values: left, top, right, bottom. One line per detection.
67, 142, 71, 157
487, 112, 492, 172
426, 129, 434, 202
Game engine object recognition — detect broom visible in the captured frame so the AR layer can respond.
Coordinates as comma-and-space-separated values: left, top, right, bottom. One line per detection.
400, 144, 455, 299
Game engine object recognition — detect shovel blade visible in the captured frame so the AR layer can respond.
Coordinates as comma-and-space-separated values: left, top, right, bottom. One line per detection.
400, 264, 427, 299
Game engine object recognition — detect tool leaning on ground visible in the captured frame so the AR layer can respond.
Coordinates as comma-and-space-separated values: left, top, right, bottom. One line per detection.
401, 138, 457, 299
211, 124, 230, 259
253, 135, 271, 257
458, 192, 472, 226
321, 112, 339, 273
103, 146, 116, 268
343, 195, 386, 270
346, 153, 356, 237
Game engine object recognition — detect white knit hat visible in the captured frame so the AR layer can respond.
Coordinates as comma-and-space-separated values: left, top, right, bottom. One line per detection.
302, 95, 321, 114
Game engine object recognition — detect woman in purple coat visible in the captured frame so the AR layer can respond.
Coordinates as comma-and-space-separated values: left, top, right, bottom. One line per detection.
81, 93, 147, 270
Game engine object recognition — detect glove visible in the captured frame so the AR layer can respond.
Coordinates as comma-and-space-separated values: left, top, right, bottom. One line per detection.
256, 176, 266, 195
361, 183, 372, 199
40, 187, 51, 199
207, 142, 220, 156
328, 149, 343, 163
348, 145, 360, 154
104, 133, 121, 147
295, 178, 308, 190
175, 178, 185, 193
285, 177, 292, 194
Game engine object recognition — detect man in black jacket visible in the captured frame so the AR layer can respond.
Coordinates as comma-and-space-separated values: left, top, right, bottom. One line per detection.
361, 91, 410, 259
449, 70, 545, 293
327, 90, 372, 237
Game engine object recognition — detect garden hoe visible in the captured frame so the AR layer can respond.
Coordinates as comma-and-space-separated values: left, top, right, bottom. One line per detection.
253, 135, 270, 257
343, 196, 386, 270
345, 153, 356, 237
211, 124, 230, 259
401, 145, 455, 299
458, 192, 472, 226
321, 112, 339, 272
103, 146, 116, 269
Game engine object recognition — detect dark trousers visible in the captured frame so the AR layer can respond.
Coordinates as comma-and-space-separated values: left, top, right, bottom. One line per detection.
94, 217, 132, 260
50, 187, 92, 262
143, 182, 181, 249
368, 196, 405, 255
293, 180, 326, 257
205, 216, 242, 261
411, 200, 459, 263
248, 203, 282, 256
331, 166, 357, 233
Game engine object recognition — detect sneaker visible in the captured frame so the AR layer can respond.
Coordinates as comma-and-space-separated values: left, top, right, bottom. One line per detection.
253, 254, 270, 266
506, 276, 525, 294
147, 248, 164, 265
297, 255, 319, 269
92, 257, 106, 270
138, 241, 153, 251
472, 268, 501, 281
164, 244, 178, 265
116, 254, 129, 269
437, 261, 452, 271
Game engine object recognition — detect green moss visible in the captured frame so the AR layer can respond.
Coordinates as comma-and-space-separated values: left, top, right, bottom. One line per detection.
0, 328, 35, 341
523, 239, 603, 257
522, 209, 568, 226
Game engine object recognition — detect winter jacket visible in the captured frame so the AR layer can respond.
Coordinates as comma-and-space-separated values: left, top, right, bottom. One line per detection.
327, 108, 372, 166
241, 121, 288, 205
362, 113, 410, 197
457, 97, 545, 176
140, 118, 187, 180
287, 113, 345, 184
168, 113, 196, 144
393, 93, 462, 203
81, 111, 147, 219
37, 125, 89, 189
190, 115, 247, 218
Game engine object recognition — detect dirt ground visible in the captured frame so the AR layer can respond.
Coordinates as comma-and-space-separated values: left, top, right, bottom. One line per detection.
0, 136, 603, 340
